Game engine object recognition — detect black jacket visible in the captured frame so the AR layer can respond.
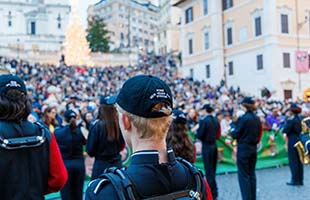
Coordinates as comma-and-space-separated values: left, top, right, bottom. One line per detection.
231, 111, 262, 145
86, 120, 124, 160
283, 115, 301, 146
0, 121, 50, 200
55, 125, 86, 160
196, 115, 220, 144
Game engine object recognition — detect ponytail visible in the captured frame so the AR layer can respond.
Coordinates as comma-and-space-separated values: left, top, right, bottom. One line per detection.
69, 117, 77, 131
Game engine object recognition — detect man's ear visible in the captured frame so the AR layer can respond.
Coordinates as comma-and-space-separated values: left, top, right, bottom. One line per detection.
122, 113, 132, 131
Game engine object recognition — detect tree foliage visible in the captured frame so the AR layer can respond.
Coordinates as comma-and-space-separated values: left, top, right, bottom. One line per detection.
86, 15, 110, 53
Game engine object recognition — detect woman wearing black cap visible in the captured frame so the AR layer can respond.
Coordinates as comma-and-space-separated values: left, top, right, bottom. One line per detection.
166, 109, 196, 163
166, 109, 213, 200
283, 103, 303, 186
55, 110, 86, 200
0, 74, 67, 200
86, 96, 125, 180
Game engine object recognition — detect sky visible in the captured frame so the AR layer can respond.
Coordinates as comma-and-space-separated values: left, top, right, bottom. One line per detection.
78, 0, 99, 27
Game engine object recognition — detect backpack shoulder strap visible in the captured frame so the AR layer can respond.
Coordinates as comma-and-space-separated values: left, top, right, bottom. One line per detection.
176, 157, 206, 200
101, 167, 137, 200
34, 121, 51, 142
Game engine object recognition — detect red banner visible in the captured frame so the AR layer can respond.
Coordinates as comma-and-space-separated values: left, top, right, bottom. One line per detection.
296, 50, 309, 73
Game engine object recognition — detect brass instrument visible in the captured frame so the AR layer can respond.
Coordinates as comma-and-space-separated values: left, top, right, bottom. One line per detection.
225, 131, 237, 147
294, 117, 310, 164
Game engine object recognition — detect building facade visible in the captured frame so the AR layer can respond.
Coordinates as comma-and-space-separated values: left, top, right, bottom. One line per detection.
88, 0, 159, 53
156, 0, 181, 55
0, 0, 70, 53
174, 0, 310, 100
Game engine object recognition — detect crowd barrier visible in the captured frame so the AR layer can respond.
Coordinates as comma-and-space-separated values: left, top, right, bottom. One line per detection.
194, 130, 289, 174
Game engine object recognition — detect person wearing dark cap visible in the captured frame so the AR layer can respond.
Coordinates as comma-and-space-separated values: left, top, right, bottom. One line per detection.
196, 103, 221, 199
55, 110, 86, 200
86, 75, 207, 200
30, 102, 42, 121
0, 74, 67, 200
167, 109, 213, 200
282, 103, 303, 186
167, 109, 196, 163
231, 97, 262, 200
86, 95, 125, 180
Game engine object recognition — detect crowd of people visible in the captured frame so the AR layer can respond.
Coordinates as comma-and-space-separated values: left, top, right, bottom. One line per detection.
1, 54, 310, 200
1, 54, 310, 133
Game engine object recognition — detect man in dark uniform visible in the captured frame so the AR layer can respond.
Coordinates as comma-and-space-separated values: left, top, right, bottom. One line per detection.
85, 75, 206, 200
283, 103, 303, 186
231, 97, 262, 200
196, 103, 221, 199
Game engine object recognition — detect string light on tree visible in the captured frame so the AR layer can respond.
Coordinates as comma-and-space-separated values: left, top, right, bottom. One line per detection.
63, 0, 91, 66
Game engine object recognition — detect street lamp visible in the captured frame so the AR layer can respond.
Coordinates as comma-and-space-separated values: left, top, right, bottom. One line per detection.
224, 63, 227, 87
16, 38, 20, 60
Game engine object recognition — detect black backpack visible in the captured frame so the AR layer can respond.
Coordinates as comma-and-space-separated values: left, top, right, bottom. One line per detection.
100, 157, 206, 200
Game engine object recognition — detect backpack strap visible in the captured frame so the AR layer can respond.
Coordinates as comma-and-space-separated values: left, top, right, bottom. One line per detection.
176, 157, 206, 200
34, 121, 51, 142
102, 167, 136, 200
145, 190, 192, 200
0, 121, 50, 150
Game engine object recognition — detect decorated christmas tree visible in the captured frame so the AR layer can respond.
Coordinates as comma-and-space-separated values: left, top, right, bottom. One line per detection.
63, 0, 91, 66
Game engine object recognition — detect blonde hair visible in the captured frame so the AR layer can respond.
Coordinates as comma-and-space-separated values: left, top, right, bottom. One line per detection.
116, 104, 172, 140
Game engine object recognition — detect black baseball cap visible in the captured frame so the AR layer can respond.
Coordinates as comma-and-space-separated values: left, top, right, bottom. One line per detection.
64, 110, 77, 120
100, 95, 111, 105
172, 109, 187, 124
241, 96, 255, 104
107, 74, 173, 118
202, 103, 214, 112
0, 74, 26, 96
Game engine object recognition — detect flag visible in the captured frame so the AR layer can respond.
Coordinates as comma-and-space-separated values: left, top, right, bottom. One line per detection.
296, 50, 309, 73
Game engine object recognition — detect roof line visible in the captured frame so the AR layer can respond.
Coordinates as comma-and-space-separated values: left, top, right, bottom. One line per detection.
172, 0, 187, 7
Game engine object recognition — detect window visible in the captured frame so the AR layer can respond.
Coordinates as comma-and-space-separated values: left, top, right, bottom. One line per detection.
283, 53, 290, 68
227, 27, 233, 45
188, 38, 193, 55
185, 7, 193, 24
284, 90, 292, 100
257, 54, 263, 70
228, 61, 234, 75
133, 36, 138, 46
206, 65, 210, 78
30, 21, 36, 35
204, 31, 209, 50
255, 17, 262, 36
144, 39, 149, 46
190, 68, 194, 79
223, 0, 233, 10
281, 14, 289, 34
8, 11, 12, 27
120, 33, 124, 40
203, 0, 208, 15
